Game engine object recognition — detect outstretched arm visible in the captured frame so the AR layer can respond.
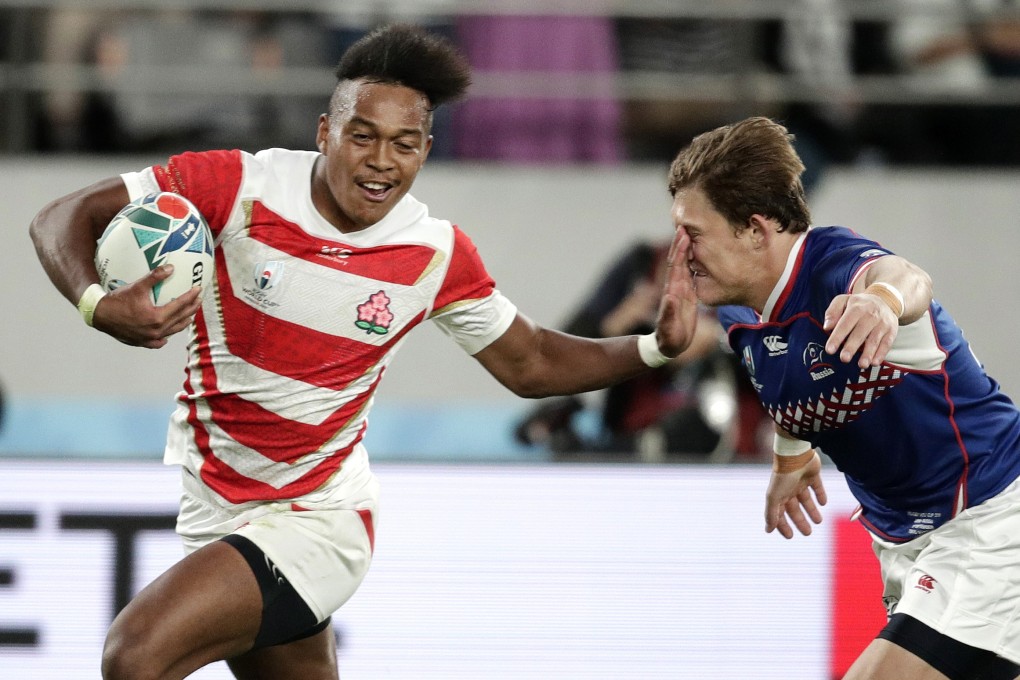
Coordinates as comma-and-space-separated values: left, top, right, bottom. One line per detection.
764, 427, 828, 539
823, 255, 933, 368
29, 177, 203, 348
474, 228, 700, 398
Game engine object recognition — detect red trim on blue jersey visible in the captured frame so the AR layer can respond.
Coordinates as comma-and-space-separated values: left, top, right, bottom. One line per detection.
768, 239, 808, 322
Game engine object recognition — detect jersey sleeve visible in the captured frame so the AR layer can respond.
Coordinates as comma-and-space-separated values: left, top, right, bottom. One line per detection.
121, 149, 244, 236
432, 291, 518, 355
811, 229, 894, 296
430, 225, 518, 355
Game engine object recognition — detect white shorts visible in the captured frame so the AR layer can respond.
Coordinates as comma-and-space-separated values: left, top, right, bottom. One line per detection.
872, 475, 1020, 664
175, 462, 380, 623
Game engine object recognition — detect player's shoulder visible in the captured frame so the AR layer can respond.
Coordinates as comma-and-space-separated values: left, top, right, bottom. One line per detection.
717, 304, 759, 330
805, 225, 889, 257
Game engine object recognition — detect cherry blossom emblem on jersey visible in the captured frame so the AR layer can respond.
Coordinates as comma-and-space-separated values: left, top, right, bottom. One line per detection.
356, 291, 394, 335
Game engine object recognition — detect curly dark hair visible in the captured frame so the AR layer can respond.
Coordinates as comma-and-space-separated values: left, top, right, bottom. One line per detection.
335, 24, 471, 109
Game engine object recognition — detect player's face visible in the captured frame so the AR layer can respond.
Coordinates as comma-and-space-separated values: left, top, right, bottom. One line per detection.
671, 186, 761, 309
314, 80, 433, 233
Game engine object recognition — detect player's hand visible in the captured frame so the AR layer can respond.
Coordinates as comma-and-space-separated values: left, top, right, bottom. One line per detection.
654, 228, 699, 357
765, 451, 827, 539
823, 292, 899, 368
91, 265, 203, 349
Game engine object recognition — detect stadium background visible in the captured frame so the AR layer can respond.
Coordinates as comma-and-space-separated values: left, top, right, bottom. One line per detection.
1, 2, 1019, 678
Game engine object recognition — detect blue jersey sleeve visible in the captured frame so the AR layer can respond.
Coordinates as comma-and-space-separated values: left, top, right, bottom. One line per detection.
809, 228, 894, 299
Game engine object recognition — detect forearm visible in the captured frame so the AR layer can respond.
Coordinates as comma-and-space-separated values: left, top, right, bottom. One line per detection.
522, 330, 654, 398
29, 177, 128, 305
860, 256, 933, 324
476, 318, 656, 399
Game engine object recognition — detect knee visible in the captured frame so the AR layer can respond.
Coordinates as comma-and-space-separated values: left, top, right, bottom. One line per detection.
101, 622, 163, 680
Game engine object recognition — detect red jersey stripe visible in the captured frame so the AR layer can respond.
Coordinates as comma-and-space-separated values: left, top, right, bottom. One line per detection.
247, 201, 441, 284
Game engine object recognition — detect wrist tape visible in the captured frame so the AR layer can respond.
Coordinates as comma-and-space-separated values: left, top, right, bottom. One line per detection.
77, 283, 107, 327
865, 282, 905, 319
773, 433, 814, 473
637, 333, 671, 368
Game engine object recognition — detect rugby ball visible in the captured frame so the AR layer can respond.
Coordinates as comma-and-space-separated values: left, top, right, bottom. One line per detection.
95, 192, 214, 306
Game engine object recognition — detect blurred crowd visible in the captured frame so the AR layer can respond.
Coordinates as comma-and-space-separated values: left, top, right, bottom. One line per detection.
0, 3, 1017, 169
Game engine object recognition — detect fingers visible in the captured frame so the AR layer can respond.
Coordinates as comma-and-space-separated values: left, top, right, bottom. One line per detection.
823, 293, 899, 368
96, 276, 204, 348
144, 263, 176, 287
810, 475, 828, 507
765, 502, 791, 539
765, 483, 825, 540
766, 500, 821, 540
666, 226, 690, 265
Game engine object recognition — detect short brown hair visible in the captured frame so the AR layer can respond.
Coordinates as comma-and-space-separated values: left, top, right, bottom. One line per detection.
667, 117, 811, 233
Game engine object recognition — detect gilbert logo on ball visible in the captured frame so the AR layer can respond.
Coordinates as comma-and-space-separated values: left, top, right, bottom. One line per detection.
95, 192, 215, 306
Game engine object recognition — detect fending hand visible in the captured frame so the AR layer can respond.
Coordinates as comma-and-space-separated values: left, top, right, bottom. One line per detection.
654, 228, 699, 357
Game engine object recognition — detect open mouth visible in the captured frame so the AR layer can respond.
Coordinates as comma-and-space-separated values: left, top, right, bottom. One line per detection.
358, 181, 393, 202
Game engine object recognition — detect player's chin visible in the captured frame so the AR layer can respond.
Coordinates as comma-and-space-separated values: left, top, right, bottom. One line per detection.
691, 277, 720, 305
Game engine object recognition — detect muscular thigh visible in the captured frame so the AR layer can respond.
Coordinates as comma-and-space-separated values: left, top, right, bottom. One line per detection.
227, 624, 338, 680
105, 540, 263, 679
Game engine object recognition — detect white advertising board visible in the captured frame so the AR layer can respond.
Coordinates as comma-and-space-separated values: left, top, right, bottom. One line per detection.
0, 461, 868, 679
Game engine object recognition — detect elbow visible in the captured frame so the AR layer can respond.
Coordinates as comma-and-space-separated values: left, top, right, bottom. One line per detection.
28, 211, 46, 250
503, 376, 553, 400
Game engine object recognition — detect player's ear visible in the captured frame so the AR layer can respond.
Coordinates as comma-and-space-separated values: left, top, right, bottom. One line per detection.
421, 135, 434, 166
747, 214, 770, 249
316, 114, 330, 154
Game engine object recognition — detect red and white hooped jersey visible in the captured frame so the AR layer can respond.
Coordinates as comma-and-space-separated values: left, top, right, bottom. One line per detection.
121, 148, 517, 506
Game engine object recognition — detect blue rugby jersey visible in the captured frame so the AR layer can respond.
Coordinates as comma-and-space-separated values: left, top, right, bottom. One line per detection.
719, 226, 1020, 542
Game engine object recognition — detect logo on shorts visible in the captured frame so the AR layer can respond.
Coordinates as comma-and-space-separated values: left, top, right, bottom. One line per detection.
265, 555, 286, 586
915, 574, 937, 593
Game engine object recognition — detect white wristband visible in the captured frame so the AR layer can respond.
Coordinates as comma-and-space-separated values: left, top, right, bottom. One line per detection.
77, 283, 107, 327
773, 432, 812, 457
637, 333, 671, 368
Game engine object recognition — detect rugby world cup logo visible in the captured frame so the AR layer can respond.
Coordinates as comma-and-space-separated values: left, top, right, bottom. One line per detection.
254, 261, 284, 290
742, 345, 756, 377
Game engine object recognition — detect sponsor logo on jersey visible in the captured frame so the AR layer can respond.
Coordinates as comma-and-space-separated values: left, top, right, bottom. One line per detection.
859, 248, 887, 259
914, 574, 937, 593
803, 342, 835, 381
241, 260, 284, 308
318, 245, 352, 262
355, 290, 394, 335
763, 335, 788, 356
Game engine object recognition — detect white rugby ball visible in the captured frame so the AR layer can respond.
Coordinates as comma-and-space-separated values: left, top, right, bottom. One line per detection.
95, 192, 214, 306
